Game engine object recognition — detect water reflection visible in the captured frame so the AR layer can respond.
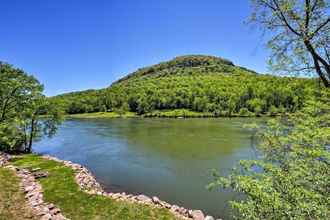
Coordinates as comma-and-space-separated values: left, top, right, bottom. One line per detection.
33, 118, 259, 219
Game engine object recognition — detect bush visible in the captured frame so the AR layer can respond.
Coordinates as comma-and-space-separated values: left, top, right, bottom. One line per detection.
210, 91, 330, 219
238, 108, 253, 117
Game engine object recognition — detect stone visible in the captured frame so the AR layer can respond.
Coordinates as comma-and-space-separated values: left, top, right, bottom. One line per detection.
112, 193, 121, 199
47, 203, 55, 210
205, 215, 215, 220
50, 207, 61, 215
33, 171, 48, 179
162, 202, 171, 209
40, 213, 52, 220
179, 207, 188, 215
152, 196, 160, 204
170, 205, 180, 212
136, 194, 152, 203
190, 210, 205, 220
31, 167, 42, 172
24, 185, 35, 192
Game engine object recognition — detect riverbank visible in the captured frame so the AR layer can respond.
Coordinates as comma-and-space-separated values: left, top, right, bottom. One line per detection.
1, 153, 218, 220
65, 109, 275, 119
65, 111, 137, 119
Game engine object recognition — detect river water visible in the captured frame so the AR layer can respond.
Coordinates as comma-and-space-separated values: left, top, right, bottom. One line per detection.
33, 118, 259, 219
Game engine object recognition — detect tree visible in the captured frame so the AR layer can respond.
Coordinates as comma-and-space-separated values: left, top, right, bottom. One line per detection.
0, 62, 63, 153
247, 98, 266, 115
209, 91, 330, 219
250, 0, 330, 87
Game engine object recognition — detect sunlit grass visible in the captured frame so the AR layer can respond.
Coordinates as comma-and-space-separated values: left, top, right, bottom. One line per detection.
65, 111, 137, 119
11, 154, 178, 220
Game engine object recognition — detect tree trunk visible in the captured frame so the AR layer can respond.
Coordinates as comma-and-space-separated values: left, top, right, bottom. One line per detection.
304, 40, 330, 88
27, 117, 35, 153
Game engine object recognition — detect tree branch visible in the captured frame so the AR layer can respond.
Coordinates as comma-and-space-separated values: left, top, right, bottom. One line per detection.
271, 0, 302, 36
305, 0, 311, 32
325, 47, 330, 63
309, 17, 330, 39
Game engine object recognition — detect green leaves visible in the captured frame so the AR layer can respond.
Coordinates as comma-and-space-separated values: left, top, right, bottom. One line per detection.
249, 0, 330, 87
52, 63, 316, 117
0, 62, 63, 153
211, 91, 330, 219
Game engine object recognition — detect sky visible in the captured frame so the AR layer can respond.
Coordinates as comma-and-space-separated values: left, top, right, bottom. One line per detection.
0, 0, 270, 96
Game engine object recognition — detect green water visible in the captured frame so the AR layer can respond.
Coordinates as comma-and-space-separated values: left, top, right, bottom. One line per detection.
33, 118, 259, 219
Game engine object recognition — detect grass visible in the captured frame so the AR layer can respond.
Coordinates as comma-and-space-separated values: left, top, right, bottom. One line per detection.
143, 109, 215, 118
0, 167, 36, 220
11, 154, 178, 220
65, 111, 137, 119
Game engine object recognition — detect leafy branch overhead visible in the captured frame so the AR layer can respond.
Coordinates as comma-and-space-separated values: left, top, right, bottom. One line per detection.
250, 0, 330, 87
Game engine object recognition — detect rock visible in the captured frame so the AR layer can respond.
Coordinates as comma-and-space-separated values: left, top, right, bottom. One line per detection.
205, 216, 215, 220
33, 171, 48, 179
152, 196, 160, 204
112, 193, 121, 199
31, 168, 42, 172
50, 207, 61, 215
24, 185, 35, 192
170, 205, 180, 212
40, 213, 52, 220
190, 210, 205, 220
47, 203, 55, 210
136, 194, 152, 203
162, 202, 171, 209
178, 207, 188, 215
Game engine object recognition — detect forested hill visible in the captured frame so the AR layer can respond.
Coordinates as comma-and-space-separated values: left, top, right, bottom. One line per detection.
112, 55, 257, 84
51, 55, 317, 117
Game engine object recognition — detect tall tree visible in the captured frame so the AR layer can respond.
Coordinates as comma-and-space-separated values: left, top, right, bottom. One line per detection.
250, 0, 330, 87
0, 62, 63, 153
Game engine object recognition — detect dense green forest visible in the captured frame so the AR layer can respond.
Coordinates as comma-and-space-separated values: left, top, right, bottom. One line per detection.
52, 55, 318, 117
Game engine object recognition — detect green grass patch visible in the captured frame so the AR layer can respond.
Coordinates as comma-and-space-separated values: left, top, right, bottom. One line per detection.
143, 109, 215, 118
65, 112, 137, 119
11, 155, 178, 220
0, 167, 36, 220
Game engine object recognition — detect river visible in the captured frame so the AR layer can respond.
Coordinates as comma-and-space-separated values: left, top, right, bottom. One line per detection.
33, 117, 260, 219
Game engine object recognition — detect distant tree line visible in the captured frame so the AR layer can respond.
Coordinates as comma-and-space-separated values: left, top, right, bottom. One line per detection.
52, 69, 317, 117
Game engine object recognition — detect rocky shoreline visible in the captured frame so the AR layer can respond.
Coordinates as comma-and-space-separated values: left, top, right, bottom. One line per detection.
0, 152, 67, 220
1, 152, 220, 220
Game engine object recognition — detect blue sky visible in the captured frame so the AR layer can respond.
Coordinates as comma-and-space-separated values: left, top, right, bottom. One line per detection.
0, 0, 270, 96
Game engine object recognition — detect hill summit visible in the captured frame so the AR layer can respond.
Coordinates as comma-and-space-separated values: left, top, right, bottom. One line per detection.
113, 55, 256, 84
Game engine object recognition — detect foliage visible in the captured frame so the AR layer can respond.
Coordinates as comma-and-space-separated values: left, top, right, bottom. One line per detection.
11, 154, 179, 220
0, 62, 63, 153
51, 55, 318, 116
249, 0, 330, 87
209, 90, 330, 219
